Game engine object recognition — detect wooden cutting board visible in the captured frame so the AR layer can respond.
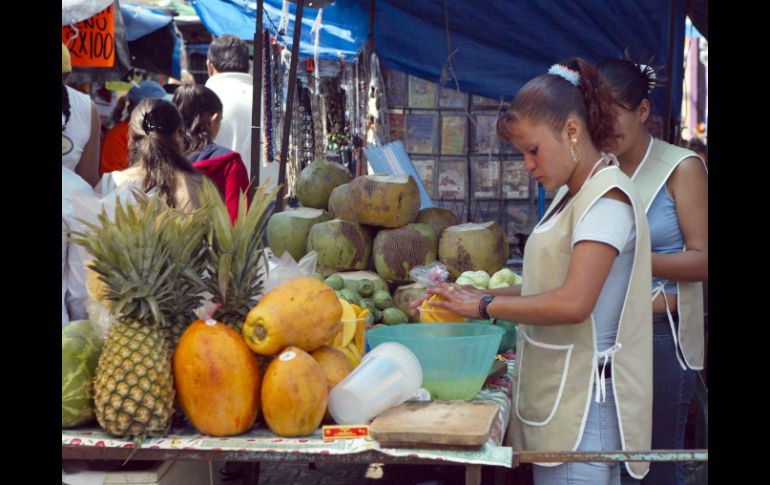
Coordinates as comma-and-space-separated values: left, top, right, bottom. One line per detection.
369, 400, 500, 450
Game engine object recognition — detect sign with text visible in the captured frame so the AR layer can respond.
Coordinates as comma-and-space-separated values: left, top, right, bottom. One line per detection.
62, 3, 116, 68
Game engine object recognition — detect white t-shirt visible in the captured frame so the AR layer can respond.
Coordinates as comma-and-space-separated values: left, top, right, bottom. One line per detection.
206, 72, 278, 188
62, 86, 93, 172
572, 198, 636, 352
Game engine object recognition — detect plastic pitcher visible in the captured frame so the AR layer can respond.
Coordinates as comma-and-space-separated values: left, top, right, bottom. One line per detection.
327, 342, 422, 425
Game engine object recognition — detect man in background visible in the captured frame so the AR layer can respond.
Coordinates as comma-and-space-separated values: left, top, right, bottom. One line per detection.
205, 34, 277, 187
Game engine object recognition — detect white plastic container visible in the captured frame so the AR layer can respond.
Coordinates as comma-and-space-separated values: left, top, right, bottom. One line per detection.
328, 342, 422, 425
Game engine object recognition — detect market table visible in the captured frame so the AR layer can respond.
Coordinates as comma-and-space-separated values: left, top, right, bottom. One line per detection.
62, 362, 516, 485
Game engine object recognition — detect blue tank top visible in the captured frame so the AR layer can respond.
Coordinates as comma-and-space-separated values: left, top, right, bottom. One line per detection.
648, 183, 684, 294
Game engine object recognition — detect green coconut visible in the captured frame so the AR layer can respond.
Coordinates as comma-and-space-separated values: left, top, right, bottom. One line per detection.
62, 320, 103, 428
328, 183, 357, 222
296, 159, 353, 210
348, 174, 421, 228
416, 207, 461, 240
372, 223, 438, 282
392, 283, 426, 323
306, 219, 372, 271
438, 221, 510, 279
267, 207, 331, 262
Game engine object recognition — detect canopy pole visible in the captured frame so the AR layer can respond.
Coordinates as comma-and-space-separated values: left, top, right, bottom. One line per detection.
251, 0, 265, 191
277, 0, 305, 212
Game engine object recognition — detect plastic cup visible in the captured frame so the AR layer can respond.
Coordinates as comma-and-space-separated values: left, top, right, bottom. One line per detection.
327, 342, 422, 425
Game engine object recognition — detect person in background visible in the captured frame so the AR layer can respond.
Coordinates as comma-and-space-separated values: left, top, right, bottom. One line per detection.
100, 80, 169, 177
598, 58, 708, 485
205, 34, 277, 187
412, 58, 654, 484
172, 84, 250, 223
96, 98, 203, 214
62, 167, 94, 323
62, 43, 101, 187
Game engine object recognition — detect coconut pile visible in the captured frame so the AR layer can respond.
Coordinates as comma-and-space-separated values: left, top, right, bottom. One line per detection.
266, 160, 509, 322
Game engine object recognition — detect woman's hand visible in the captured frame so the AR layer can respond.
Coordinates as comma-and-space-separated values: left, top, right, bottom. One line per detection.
425, 283, 487, 319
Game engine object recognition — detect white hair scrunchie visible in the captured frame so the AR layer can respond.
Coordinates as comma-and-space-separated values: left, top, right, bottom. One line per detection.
548, 64, 580, 86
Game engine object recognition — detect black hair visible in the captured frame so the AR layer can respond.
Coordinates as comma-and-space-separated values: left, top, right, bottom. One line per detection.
62, 83, 71, 130
128, 98, 194, 208
597, 57, 662, 111
172, 84, 224, 154
207, 35, 250, 73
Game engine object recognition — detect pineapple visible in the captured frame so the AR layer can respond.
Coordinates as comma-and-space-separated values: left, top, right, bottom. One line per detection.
199, 178, 278, 333
69, 192, 206, 439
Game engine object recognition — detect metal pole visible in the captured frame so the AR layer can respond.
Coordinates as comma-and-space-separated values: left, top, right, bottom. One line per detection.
276, 0, 305, 212
251, 0, 264, 190
663, 0, 677, 143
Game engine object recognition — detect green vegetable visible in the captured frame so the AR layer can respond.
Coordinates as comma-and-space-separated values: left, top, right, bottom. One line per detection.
373, 290, 394, 310
382, 308, 409, 325
488, 268, 522, 289
325, 274, 345, 290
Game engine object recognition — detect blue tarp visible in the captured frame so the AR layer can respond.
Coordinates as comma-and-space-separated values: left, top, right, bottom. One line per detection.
121, 3, 174, 41
191, 0, 369, 60
191, 0, 685, 116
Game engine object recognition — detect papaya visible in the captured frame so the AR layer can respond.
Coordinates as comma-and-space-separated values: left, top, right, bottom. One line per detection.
262, 347, 328, 436
420, 295, 465, 323
242, 277, 343, 356
311, 345, 354, 422
173, 320, 261, 436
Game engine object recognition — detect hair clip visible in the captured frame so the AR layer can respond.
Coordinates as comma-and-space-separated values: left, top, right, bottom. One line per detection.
548, 64, 580, 86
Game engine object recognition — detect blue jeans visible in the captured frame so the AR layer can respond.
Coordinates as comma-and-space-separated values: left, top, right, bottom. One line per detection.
533, 380, 621, 485
641, 314, 696, 485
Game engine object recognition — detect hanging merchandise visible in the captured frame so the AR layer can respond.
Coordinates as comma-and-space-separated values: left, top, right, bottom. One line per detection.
366, 53, 386, 145
298, 86, 316, 166
263, 30, 275, 164
309, 85, 327, 161
325, 76, 348, 156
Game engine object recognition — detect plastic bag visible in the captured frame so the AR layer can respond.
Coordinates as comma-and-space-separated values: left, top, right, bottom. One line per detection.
70, 184, 143, 340
263, 250, 319, 294
409, 261, 450, 289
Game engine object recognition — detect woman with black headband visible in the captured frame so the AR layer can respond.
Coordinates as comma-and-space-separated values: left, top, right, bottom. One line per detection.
96, 98, 203, 213
598, 58, 708, 485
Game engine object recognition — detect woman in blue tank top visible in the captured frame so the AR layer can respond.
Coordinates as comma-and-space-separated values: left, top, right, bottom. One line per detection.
598, 58, 708, 485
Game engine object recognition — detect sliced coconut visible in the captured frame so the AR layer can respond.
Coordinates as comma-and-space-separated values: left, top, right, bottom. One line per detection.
439, 221, 509, 278
328, 183, 357, 222
267, 208, 331, 262
392, 283, 426, 323
417, 207, 461, 239
372, 223, 438, 282
307, 219, 372, 271
348, 174, 420, 228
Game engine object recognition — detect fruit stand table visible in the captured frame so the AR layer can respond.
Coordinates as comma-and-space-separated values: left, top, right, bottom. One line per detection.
62, 362, 517, 485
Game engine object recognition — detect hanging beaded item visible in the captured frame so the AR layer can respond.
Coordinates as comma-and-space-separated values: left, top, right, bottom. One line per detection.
263, 30, 275, 164
309, 80, 327, 161
298, 84, 316, 166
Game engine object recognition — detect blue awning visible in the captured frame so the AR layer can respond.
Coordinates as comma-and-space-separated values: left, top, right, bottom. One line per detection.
121, 3, 174, 41
191, 0, 685, 116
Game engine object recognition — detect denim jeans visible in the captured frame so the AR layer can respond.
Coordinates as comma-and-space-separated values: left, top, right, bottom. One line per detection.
533, 380, 622, 485
641, 314, 696, 485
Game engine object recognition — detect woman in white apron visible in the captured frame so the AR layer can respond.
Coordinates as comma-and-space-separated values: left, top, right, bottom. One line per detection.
598, 59, 708, 485
416, 58, 653, 484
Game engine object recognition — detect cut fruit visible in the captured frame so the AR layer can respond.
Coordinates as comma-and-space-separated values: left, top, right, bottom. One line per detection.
354, 318, 366, 355
341, 319, 357, 348
338, 298, 358, 322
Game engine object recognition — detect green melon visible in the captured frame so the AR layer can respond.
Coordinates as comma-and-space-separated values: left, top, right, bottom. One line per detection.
62, 320, 102, 428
